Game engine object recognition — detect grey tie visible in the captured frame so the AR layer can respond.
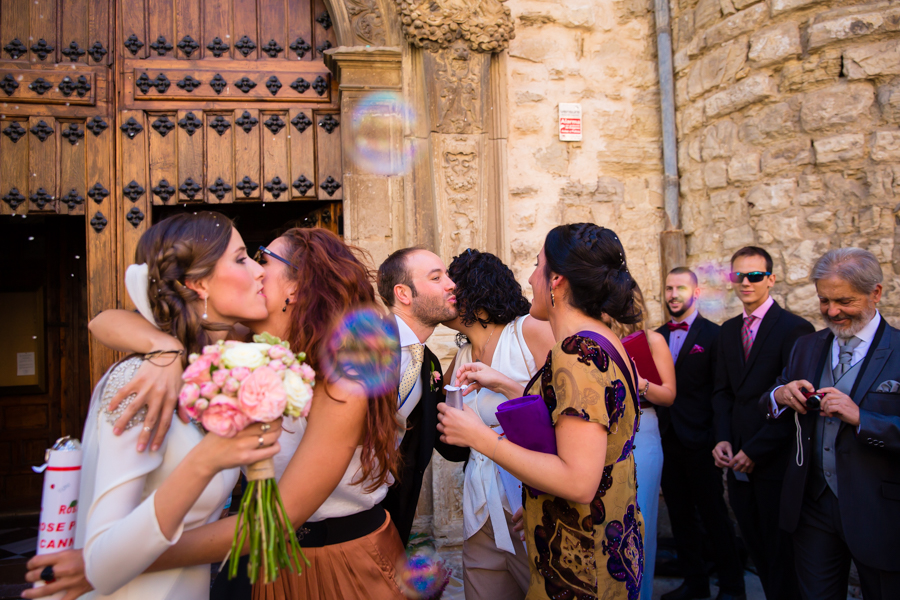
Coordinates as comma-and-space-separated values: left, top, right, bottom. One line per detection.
833, 336, 862, 381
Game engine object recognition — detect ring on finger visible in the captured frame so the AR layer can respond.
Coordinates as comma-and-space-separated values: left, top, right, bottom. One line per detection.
143, 426, 152, 432
40, 566, 55, 582
258, 436, 265, 448
260, 423, 271, 432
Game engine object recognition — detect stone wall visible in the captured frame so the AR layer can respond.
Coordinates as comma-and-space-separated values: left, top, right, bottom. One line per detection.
672, 0, 900, 324
501, 0, 669, 325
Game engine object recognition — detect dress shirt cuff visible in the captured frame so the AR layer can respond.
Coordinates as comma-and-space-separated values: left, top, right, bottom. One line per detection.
769, 387, 788, 419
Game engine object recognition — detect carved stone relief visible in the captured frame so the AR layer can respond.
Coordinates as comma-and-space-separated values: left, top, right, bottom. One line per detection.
346, 0, 387, 46
429, 41, 486, 134
437, 136, 483, 257
393, 0, 514, 52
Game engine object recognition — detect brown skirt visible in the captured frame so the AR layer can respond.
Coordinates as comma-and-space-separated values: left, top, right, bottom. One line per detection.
252, 512, 407, 600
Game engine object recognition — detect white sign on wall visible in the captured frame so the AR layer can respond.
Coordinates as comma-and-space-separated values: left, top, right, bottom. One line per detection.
558, 103, 582, 141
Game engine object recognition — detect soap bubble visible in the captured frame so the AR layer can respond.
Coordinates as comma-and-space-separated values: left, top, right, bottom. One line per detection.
347, 91, 418, 176
695, 261, 734, 320
394, 547, 451, 599
320, 306, 400, 398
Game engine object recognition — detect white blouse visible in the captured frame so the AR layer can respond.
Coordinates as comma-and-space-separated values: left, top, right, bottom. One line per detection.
458, 316, 537, 554
270, 416, 388, 523
76, 358, 239, 600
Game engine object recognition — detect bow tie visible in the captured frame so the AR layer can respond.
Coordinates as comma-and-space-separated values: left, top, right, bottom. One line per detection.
667, 321, 689, 332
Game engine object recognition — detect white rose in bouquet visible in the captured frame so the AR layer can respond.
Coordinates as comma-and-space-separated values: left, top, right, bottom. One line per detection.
221, 343, 270, 370
283, 370, 314, 418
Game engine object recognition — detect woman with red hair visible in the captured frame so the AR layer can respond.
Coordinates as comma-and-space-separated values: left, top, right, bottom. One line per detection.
33, 228, 407, 600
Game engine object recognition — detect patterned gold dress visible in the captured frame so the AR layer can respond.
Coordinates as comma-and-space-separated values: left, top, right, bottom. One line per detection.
523, 334, 644, 600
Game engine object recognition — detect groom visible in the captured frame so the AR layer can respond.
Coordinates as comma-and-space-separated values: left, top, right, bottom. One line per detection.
377, 247, 470, 545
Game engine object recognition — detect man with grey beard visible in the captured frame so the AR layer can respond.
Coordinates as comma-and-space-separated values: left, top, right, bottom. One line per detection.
762, 248, 900, 600
377, 248, 469, 546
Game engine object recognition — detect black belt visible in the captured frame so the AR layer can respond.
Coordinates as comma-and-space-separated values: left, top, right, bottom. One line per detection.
297, 504, 386, 547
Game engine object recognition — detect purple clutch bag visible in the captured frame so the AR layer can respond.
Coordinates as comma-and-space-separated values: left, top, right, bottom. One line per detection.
495, 394, 557, 496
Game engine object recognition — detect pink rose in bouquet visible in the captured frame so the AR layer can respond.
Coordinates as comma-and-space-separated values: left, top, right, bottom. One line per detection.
200, 381, 220, 399
183, 354, 215, 384
238, 366, 287, 422
231, 366, 251, 381
201, 395, 252, 438
212, 368, 230, 388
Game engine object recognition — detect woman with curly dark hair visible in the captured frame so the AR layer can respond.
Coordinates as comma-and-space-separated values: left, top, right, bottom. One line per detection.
443, 249, 554, 600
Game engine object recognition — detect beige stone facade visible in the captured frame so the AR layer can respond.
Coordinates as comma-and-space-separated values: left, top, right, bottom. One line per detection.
672, 0, 900, 325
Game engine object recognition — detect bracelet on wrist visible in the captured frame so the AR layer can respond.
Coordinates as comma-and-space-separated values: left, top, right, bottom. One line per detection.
142, 349, 185, 366
641, 380, 650, 397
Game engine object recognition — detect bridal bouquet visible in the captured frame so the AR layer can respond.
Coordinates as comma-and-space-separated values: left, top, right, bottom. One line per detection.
178, 333, 315, 584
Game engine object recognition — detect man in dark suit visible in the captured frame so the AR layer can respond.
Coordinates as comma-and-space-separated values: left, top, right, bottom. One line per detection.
377, 248, 470, 546
657, 267, 746, 600
762, 248, 900, 600
711, 247, 814, 600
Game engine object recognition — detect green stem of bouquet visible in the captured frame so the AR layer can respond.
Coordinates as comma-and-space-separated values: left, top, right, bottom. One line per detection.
227, 478, 308, 585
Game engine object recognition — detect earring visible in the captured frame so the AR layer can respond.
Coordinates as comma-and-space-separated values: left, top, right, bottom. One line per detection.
282, 298, 290, 313
202, 297, 208, 320
550, 291, 556, 308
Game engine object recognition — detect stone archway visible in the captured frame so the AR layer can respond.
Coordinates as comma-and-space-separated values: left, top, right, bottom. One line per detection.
324, 0, 515, 268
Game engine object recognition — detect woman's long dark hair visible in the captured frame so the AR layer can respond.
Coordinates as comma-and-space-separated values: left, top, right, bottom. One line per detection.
544, 223, 641, 324
135, 212, 233, 358
279, 228, 400, 492
447, 249, 531, 346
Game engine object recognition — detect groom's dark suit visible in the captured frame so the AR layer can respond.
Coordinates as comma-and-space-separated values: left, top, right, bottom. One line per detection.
712, 301, 813, 600
383, 343, 468, 545
761, 316, 900, 599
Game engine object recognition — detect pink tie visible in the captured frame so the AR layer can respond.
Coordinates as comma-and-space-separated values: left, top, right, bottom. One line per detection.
741, 316, 756, 360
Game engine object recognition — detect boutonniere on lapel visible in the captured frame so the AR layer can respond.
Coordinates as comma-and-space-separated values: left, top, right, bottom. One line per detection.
689, 344, 705, 355
430, 361, 442, 393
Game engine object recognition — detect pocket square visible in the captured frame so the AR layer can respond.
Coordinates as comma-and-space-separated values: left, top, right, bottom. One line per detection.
689, 344, 704, 355
876, 380, 900, 393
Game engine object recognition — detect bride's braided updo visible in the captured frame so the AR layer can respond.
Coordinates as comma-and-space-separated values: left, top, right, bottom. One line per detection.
544, 223, 642, 324
134, 212, 233, 356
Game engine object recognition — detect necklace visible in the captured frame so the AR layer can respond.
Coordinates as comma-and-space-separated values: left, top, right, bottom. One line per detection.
473, 324, 499, 363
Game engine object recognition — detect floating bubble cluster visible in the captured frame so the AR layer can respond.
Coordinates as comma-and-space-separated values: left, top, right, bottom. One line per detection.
694, 261, 735, 320
321, 306, 400, 397
395, 547, 452, 600
347, 91, 418, 176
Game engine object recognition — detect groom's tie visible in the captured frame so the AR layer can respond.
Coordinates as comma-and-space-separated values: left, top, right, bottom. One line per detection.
399, 343, 424, 407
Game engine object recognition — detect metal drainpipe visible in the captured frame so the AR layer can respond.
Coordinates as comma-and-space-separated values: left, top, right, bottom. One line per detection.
655, 0, 680, 230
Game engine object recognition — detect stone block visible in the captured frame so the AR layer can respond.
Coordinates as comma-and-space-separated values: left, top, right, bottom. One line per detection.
800, 82, 875, 131
595, 176, 626, 202
859, 205, 884, 236
872, 131, 900, 162
510, 185, 539, 197
732, 0, 761, 10
761, 139, 813, 174
681, 101, 706, 134
728, 153, 760, 182
687, 39, 748, 100
749, 22, 801, 67
747, 178, 797, 215
835, 207, 859, 234
516, 91, 545, 103
683, 167, 706, 192
701, 120, 739, 160
771, 0, 818, 16
705, 160, 728, 188
758, 214, 803, 243
710, 188, 744, 222
780, 49, 843, 93
741, 103, 799, 144
808, 7, 900, 50
723, 224, 756, 249
813, 133, 866, 163
694, 0, 723, 30
806, 210, 837, 234
705, 73, 776, 119
786, 283, 819, 313
785, 239, 829, 284
704, 3, 768, 49
844, 40, 900, 79
534, 144, 569, 176
877, 81, 900, 122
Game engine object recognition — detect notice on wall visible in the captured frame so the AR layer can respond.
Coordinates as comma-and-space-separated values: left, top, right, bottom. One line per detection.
17, 352, 36, 377
558, 103, 583, 141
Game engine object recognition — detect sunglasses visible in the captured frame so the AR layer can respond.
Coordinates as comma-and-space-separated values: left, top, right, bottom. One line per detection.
729, 271, 771, 284
253, 246, 296, 270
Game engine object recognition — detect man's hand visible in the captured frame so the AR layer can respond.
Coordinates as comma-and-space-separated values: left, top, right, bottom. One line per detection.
818, 387, 861, 427
775, 380, 816, 414
108, 357, 187, 452
23, 549, 92, 600
511, 507, 525, 542
712, 441, 734, 468
731, 450, 755, 473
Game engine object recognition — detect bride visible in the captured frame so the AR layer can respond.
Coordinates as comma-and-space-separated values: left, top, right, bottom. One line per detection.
28, 227, 406, 600
24, 212, 282, 600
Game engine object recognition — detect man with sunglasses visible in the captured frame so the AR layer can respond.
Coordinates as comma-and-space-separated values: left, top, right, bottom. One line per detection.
711, 247, 814, 600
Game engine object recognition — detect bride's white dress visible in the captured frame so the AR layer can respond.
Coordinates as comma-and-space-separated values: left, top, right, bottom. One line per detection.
75, 357, 239, 599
